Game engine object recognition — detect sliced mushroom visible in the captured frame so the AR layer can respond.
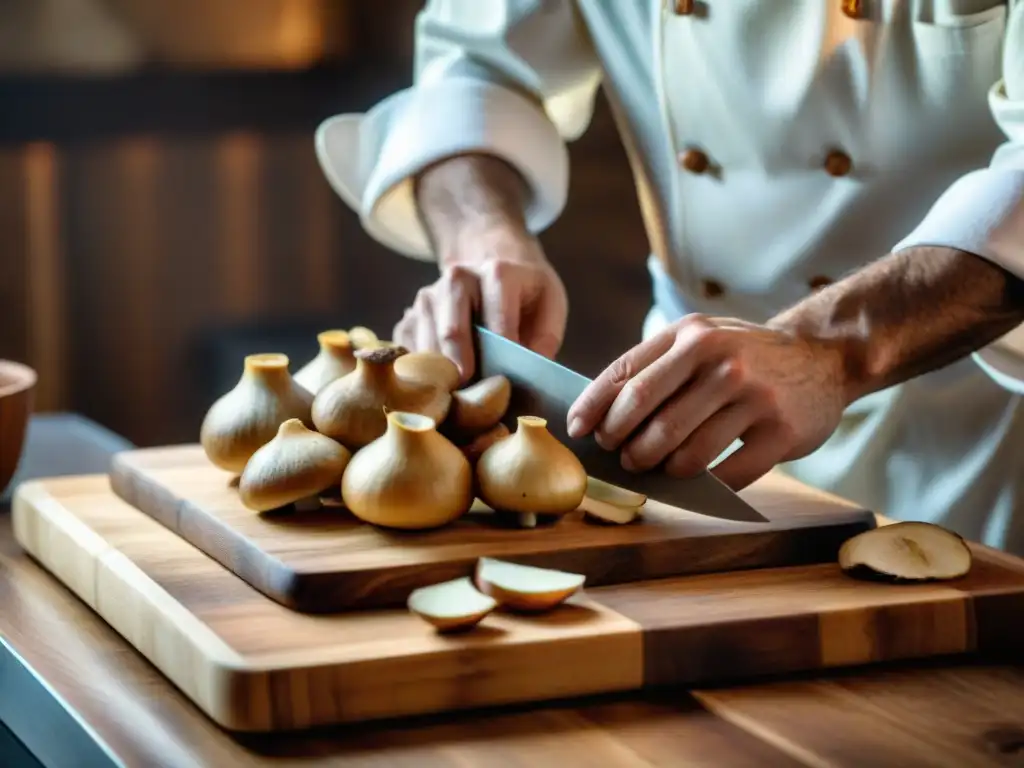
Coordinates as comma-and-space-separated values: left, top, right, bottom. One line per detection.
407, 577, 497, 632
474, 557, 585, 612
838, 522, 972, 582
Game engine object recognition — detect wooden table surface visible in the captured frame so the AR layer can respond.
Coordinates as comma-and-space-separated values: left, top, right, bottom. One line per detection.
3, 415, 1024, 767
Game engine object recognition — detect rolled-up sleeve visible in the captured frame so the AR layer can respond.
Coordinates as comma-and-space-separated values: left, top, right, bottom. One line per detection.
891, 5, 1024, 391
315, 0, 602, 260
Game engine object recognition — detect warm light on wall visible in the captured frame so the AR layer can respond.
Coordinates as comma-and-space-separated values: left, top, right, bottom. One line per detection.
0, 0, 352, 72
104, 0, 351, 69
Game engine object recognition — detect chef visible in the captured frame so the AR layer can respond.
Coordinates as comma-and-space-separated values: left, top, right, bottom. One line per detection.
315, 1, 1024, 552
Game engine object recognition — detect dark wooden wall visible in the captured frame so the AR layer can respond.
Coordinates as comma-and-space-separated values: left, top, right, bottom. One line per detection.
0, 26, 652, 447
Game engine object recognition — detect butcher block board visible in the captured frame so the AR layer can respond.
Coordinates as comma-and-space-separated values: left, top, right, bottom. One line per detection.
14, 475, 1024, 733
109, 445, 877, 612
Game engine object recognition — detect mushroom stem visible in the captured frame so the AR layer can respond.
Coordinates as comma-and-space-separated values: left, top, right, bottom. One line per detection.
293, 495, 322, 513
243, 353, 293, 392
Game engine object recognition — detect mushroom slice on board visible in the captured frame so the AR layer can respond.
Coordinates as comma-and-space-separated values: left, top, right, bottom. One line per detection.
838, 521, 972, 582
407, 577, 497, 633
474, 557, 585, 612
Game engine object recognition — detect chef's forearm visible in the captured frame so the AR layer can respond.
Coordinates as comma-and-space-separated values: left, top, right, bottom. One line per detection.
769, 247, 1024, 404
415, 154, 532, 266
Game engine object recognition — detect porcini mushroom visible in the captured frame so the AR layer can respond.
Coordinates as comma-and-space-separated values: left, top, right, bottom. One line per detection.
200, 353, 314, 473
341, 411, 473, 530
294, 330, 357, 394
446, 375, 512, 433
475, 416, 587, 526
458, 422, 510, 466
394, 351, 462, 393
838, 521, 973, 582
312, 345, 452, 449
474, 557, 585, 612
407, 577, 497, 632
238, 418, 352, 512
581, 497, 643, 525
581, 476, 646, 525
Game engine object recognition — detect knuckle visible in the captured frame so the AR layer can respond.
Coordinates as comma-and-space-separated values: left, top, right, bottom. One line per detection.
678, 312, 710, 329
677, 324, 717, 353
607, 357, 636, 387
698, 325, 728, 348
482, 258, 516, 283
621, 378, 651, 409
444, 264, 476, 291
642, 419, 677, 454
717, 358, 746, 390
445, 263, 471, 281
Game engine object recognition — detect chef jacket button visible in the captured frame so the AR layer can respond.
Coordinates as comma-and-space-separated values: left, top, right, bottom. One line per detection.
841, 0, 863, 18
701, 279, 725, 298
679, 148, 710, 174
808, 275, 833, 291
673, 0, 695, 14
824, 149, 853, 177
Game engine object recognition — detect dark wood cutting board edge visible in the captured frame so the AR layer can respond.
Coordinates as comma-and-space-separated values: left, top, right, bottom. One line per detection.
109, 445, 877, 613
15, 475, 1024, 734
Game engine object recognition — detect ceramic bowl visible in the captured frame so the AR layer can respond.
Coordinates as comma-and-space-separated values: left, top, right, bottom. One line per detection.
0, 361, 37, 496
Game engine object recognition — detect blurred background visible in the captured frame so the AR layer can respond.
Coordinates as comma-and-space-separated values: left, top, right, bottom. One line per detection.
0, 0, 652, 446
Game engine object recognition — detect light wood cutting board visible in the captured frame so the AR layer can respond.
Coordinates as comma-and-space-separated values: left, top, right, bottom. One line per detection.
109, 445, 876, 612
15, 475, 1024, 733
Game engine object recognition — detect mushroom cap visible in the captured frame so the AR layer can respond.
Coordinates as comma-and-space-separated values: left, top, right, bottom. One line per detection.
239, 419, 352, 511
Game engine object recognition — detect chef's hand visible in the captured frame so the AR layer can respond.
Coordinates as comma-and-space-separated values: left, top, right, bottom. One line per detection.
392, 224, 568, 382
566, 314, 849, 490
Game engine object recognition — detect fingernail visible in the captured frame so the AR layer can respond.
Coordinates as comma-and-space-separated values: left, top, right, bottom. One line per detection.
621, 453, 635, 471
568, 417, 583, 438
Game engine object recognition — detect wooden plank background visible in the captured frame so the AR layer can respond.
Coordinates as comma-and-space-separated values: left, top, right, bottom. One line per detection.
0, 44, 653, 447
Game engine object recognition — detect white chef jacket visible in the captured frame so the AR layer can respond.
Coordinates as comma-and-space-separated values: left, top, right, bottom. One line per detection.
315, 0, 1024, 552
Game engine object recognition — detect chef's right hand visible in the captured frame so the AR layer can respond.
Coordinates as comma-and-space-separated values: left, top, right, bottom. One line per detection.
392, 224, 568, 383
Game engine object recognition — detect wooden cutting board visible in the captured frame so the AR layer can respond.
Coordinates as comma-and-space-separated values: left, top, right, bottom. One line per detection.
109, 445, 876, 612
14, 475, 1024, 733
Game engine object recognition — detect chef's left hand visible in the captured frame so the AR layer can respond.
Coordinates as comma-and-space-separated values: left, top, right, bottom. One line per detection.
566, 314, 851, 490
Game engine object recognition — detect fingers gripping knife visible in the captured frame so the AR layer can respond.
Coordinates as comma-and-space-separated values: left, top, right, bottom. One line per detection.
472, 326, 769, 523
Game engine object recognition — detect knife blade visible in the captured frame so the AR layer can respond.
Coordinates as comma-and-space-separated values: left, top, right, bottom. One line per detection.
473, 325, 769, 524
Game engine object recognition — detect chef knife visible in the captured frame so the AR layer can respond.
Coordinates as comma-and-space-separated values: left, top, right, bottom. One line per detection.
473, 325, 770, 524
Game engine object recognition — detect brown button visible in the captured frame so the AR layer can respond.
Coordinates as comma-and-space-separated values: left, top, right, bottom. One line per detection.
673, 0, 695, 14
824, 149, 852, 177
808, 275, 833, 291
701, 279, 725, 298
841, 0, 863, 18
679, 148, 710, 174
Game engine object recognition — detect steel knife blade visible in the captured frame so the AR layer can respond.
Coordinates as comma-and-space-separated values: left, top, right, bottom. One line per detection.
473, 325, 769, 524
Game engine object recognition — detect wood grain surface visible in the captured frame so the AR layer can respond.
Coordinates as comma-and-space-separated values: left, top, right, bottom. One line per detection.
695, 665, 1024, 768
15, 475, 643, 732
5, 415, 1024, 767
109, 444, 877, 612
9, 507, 1024, 767
15, 474, 1024, 736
